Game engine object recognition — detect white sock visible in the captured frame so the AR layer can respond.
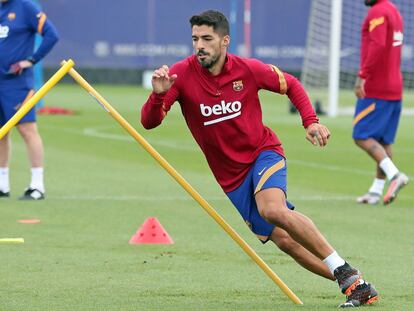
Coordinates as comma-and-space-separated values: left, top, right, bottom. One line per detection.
379, 157, 399, 180
323, 251, 346, 274
369, 178, 386, 195
0, 167, 10, 193
30, 167, 44, 193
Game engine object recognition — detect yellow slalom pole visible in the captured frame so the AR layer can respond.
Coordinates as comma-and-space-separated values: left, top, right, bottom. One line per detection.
0, 59, 75, 140
65, 62, 303, 305
0, 238, 24, 244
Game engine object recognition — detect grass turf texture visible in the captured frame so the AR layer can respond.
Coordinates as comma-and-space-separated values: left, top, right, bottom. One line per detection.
1, 84, 413, 310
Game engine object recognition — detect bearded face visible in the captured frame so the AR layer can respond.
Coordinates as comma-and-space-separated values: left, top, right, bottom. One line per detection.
192, 25, 229, 70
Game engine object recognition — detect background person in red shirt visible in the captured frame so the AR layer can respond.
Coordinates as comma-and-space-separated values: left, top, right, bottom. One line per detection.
353, 0, 409, 205
142, 10, 378, 307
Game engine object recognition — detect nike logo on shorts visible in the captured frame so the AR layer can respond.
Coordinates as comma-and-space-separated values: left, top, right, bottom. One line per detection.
258, 167, 267, 176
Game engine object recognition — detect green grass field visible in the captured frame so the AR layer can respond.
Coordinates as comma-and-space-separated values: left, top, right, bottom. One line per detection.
1, 84, 413, 310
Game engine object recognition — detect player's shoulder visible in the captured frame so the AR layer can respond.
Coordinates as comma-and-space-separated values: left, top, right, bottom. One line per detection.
231, 54, 263, 65
230, 54, 268, 71
20, 0, 40, 13
20, 0, 39, 9
368, 1, 396, 17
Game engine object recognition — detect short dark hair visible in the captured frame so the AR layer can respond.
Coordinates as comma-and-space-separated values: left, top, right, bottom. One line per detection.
189, 10, 229, 36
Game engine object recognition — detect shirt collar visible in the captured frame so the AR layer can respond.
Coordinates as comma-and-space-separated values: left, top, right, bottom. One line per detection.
198, 53, 233, 77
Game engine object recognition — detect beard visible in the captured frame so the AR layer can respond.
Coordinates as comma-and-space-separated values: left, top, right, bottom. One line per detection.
197, 50, 220, 69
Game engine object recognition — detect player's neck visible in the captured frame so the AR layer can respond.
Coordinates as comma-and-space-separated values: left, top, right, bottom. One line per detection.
208, 53, 227, 76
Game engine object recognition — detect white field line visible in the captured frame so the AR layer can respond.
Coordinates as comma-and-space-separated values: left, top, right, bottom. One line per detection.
47, 194, 358, 202
288, 159, 372, 176
41, 125, 199, 152
42, 125, 414, 180
289, 160, 413, 179
82, 127, 372, 176
83, 127, 133, 142
48, 195, 221, 201
83, 127, 200, 151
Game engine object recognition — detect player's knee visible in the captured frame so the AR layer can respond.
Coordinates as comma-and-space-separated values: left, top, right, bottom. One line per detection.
18, 129, 32, 141
259, 203, 289, 227
354, 139, 367, 148
0, 132, 10, 142
17, 123, 38, 140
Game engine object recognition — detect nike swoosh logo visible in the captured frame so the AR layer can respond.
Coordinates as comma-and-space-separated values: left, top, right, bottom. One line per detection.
258, 167, 267, 176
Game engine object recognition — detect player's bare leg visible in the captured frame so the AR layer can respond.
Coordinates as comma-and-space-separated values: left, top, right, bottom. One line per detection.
17, 122, 44, 168
256, 188, 334, 259
270, 227, 334, 280
353, 138, 386, 204
0, 133, 11, 196
354, 138, 387, 162
382, 143, 393, 160
0, 133, 11, 167
17, 122, 45, 199
256, 187, 378, 306
355, 138, 409, 204
374, 142, 390, 181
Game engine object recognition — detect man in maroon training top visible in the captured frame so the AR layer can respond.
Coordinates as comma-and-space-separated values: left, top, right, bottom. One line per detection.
353, 0, 409, 205
141, 10, 378, 307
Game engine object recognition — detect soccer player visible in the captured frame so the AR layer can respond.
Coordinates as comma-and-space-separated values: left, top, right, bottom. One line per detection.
353, 0, 409, 205
0, 0, 59, 200
141, 10, 378, 308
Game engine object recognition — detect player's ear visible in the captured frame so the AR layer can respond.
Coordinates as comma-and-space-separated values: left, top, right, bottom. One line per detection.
223, 35, 230, 48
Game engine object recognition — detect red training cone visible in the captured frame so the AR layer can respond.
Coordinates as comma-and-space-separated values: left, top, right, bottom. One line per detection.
129, 217, 174, 245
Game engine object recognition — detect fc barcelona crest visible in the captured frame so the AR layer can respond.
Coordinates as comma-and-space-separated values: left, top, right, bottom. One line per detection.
233, 80, 243, 91
8, 13, 16, 21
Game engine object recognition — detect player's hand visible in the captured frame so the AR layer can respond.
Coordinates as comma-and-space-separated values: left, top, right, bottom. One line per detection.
306, 123, 331, 147
8, 60, 33, 75
354, 77, 366, 98
152, 65, 177, 94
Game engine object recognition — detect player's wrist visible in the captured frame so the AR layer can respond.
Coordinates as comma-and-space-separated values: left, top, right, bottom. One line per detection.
153, 90, 167, 95
357, 70, 366, 79
26, 56, 36, 65
150, 91, 166, 104
303, 118, 319, 129
305, 121, 318, 128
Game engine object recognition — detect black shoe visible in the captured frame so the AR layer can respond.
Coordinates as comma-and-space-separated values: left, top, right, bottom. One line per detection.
19, 188, 45, 200
339, 281, 379, 308
334, 262, 361, 295
0, 190, 10, 198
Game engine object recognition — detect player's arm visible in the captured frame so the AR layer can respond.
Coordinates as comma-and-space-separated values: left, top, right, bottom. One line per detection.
141, 65, 178, 129
30, 11, 59, 64
356, 12, 388, 98
283, 72, 331, 147
8, 3, 59, 75
247, 59, 330, 147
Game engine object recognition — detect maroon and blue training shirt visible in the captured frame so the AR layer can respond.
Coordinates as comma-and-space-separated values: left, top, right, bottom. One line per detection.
141, 54, 318, 192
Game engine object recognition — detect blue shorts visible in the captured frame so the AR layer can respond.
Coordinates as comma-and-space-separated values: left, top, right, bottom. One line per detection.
0, 88, 36, 126
226, 150, 294, 243
352, 98, 402, 145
